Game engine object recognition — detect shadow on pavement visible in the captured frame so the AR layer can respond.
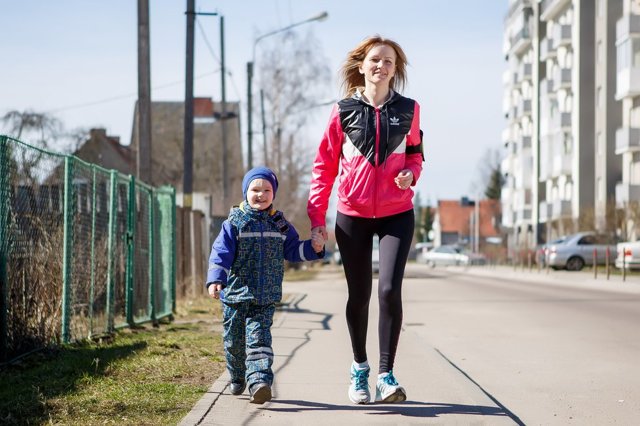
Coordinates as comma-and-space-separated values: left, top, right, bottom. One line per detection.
264, 399, 514, 420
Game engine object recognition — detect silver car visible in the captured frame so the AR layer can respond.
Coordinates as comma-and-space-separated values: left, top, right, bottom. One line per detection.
546, 232, 617, 271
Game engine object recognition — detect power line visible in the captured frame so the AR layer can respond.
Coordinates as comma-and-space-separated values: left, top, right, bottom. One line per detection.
45, 71, 219, 113
195, 15, 242, 100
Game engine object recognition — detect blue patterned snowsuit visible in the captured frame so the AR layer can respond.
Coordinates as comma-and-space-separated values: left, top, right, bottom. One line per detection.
207, 202, 322, 389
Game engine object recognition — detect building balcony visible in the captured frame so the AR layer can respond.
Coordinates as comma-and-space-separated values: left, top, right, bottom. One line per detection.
506, 0, 532, 21
509, 106, 519, 122
616, 181, 640, 207
550, 112, 572, 131
502, 127, 512, 144
554, 24, 572, 47
541, 0, 571, 21
520, 63, 532, 81
554, 68, 572, 90
511, 27, 532, 56
616, 13, 640, 43
516, 208, 532, 223
539, 201, 552, 222
615, 127, 640, 155
541, 79, 555, 97
540, 37, 556, 60
615, 66, 640, 100
551, 152, 572, 177
552, 199, 572, 219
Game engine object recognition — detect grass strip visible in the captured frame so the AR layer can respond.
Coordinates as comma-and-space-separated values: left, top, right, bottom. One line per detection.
0, 299, 224, 425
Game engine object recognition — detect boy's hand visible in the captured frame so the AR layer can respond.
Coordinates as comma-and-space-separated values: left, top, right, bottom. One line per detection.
207, 283, 224, 299
311, 233, 325, 253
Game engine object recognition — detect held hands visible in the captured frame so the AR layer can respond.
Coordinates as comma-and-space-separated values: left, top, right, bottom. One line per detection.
311, 232, 325, 253
394, 169, 413, 190
311, 226, 328, 242
208, 283, 224, 299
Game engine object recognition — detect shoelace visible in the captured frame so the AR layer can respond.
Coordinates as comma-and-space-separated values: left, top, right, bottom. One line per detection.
383, 371, 399, 386
352, 368, 369, 391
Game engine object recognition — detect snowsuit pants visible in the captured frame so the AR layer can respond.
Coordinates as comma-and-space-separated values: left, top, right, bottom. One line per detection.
222, 301, 276, 388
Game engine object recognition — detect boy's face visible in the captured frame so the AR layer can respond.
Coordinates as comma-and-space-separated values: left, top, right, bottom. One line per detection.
246, 178, 274, 210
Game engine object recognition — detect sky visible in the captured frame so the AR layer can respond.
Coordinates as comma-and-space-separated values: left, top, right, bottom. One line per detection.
1, 0, 507, 204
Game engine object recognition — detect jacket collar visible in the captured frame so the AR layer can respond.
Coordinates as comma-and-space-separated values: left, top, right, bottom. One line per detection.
353, 88, 397, 107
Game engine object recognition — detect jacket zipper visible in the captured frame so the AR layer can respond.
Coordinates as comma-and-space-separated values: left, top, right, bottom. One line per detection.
259, 219, 264, 293
374, 106, 381, 218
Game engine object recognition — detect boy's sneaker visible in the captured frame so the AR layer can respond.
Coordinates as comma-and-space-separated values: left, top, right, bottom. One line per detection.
229, 380, 246, 395
348, 364, 371, 404
375, 371, 406, 403
249, 382, 272, 404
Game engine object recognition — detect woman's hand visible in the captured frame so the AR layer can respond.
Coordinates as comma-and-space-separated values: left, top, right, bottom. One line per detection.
394, 169, 413, 190
311, 226, 328, 241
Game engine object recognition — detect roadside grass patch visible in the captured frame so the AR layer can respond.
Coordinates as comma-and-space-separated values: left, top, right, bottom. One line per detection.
0, 298, 223, 425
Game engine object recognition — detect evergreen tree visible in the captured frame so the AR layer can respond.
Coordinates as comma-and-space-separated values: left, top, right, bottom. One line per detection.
485, 167, 503, 200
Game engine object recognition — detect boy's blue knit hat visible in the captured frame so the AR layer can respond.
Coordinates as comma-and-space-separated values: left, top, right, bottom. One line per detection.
242, 166, 279, 199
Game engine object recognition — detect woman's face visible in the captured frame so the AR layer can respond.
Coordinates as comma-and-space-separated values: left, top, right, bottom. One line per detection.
359, 43, 397, 88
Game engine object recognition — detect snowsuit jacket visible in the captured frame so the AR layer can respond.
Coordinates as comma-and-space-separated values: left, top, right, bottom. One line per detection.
207, 202, 323, 305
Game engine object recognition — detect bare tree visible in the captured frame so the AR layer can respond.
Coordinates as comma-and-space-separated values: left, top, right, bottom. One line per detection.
257, 30, 331, 229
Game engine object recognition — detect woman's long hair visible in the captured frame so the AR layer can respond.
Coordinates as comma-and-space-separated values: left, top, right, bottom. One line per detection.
340, 35, 408, 98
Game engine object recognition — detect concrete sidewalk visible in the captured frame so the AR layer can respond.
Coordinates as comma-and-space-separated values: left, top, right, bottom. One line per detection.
180, 268, 521, 425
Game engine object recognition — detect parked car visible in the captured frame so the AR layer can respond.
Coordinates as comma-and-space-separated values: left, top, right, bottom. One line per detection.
418, 245, 477, 267
546, 232, 617, 271
615, 240, 640, 270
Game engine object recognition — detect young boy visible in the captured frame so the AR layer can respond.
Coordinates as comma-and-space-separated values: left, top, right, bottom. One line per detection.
206, 166, 325, 404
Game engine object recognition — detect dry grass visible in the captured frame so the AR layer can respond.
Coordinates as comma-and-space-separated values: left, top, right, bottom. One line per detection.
0, 297, 224, 425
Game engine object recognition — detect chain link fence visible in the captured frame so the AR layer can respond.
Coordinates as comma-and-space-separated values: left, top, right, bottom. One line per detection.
0, 135, 176, 362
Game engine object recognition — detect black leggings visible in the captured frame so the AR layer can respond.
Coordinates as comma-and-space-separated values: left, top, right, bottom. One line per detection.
335, 209, 414, 374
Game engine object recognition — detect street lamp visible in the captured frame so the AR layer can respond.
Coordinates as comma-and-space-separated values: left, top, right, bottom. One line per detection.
246, 11, 328, 169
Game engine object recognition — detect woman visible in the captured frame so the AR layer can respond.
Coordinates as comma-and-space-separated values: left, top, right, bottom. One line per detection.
308, 35, 423, 404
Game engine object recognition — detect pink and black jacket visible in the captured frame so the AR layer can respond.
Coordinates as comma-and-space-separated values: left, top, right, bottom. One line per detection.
308, 90, 424, 228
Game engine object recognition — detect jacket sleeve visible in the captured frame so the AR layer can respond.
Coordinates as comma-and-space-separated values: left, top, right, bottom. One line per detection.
307, 104, 343, 228
405, 101, 423, 186
282, 223, 325, 262
206, 220, 236, 287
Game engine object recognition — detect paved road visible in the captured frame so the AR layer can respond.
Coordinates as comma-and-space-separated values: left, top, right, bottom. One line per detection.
404, 265, 640, 425
181, 265, 640, 425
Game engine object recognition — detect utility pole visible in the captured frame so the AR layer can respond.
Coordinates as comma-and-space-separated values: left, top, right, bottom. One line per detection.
137, 0, 152, 183
183, 0, 195, 209
219, 15, 229, 208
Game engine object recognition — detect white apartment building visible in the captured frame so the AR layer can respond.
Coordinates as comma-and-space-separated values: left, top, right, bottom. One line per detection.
616, 0, 640, 240
502, 0, 639, 254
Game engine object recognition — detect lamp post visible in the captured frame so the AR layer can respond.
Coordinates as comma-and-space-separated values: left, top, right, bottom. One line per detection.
246, 11, 328, 170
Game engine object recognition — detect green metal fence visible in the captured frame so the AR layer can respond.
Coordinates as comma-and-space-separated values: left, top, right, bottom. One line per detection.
0, 135, 176, 362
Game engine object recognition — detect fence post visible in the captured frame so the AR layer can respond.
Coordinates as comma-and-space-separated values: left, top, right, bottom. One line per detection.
149, 188, 156, 325
171, 187, 177, 313
0, 136, 9, 360
89, 166, 97, 337
606, 246, 610, 280
105, 171, 117, 332
593, 247, 597, 279
125, 175, 136, 326
61, 156, 75, 343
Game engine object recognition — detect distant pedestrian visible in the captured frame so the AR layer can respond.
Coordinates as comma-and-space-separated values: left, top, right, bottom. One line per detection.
207, 166, 325, 404
308, 35, 424, 404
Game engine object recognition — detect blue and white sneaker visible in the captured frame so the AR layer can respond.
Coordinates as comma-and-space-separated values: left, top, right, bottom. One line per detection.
375, 371, 406, 403
348, 363, 371, 404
